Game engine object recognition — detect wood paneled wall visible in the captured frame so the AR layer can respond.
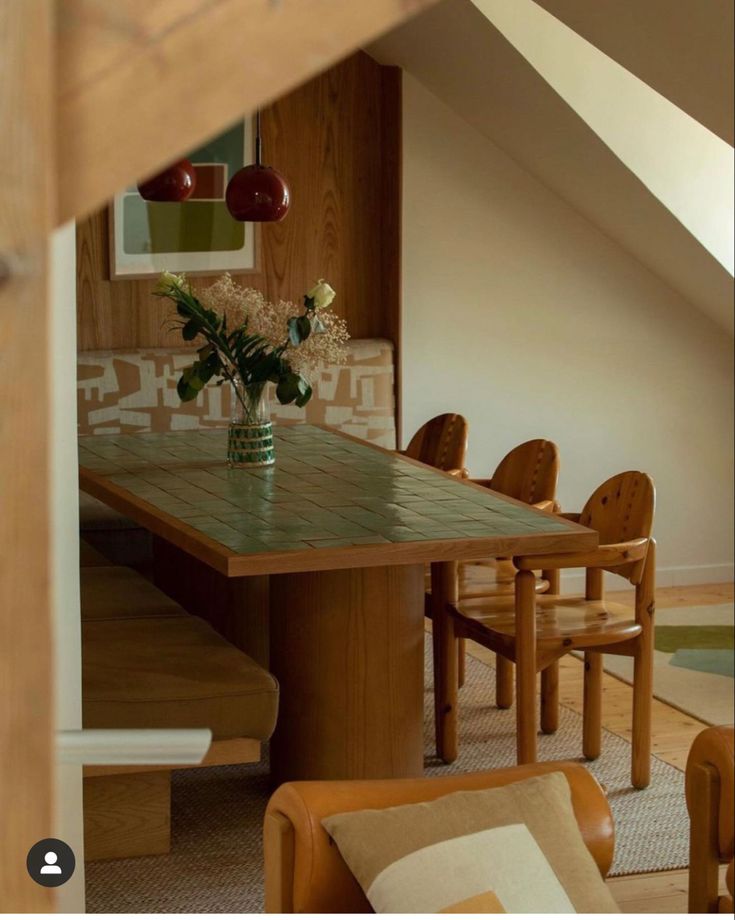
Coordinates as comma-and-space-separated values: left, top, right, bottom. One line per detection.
76, 52, 401, 351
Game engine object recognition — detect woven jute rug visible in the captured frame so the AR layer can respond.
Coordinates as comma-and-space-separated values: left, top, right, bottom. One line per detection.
86, 643, 689, 913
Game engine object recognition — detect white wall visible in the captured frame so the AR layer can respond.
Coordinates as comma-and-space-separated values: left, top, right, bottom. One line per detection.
471, 0, 734, 275
402, 75, 734, 586
51, 223, 85, 911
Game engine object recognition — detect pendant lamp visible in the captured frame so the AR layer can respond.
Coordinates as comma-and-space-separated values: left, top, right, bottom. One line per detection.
138, 159, 197, 202
226, 112, 290, 222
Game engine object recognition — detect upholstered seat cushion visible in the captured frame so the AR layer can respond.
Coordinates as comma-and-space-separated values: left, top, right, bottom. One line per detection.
80, 540, 113, 567
81, 566, 185, 620
82, 614, 279, 741
79, 491, 139, 531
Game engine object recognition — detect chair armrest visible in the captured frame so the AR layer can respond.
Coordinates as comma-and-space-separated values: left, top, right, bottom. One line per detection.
264, 762, 614, 913
470, 477, 494, 488
559, 511, 580, 522
514, 538, 648, 572
531, 500, 555, 513
446, 467, 469, 479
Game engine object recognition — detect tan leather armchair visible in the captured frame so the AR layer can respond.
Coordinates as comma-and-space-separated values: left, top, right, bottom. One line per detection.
263, 761, 614, 913
686, 725, 734, 913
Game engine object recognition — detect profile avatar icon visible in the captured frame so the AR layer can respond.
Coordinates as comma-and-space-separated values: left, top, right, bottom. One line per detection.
40, 851, 62, 875
26, 838, 75, 887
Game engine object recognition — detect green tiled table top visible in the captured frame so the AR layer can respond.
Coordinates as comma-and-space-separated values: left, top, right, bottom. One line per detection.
79, 426, 594, 575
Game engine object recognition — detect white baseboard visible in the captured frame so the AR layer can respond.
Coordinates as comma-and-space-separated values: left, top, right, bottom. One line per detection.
560, 563, 734, 594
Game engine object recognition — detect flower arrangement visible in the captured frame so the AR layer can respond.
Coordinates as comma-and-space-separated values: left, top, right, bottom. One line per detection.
154, 271, 349, 424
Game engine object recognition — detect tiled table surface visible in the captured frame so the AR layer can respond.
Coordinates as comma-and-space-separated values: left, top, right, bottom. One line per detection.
79, 426, 594, 574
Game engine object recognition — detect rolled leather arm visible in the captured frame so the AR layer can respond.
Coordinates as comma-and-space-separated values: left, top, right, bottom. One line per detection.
686, 725, 735, 913
514, 538, 649, 573
264, 762, 614, 914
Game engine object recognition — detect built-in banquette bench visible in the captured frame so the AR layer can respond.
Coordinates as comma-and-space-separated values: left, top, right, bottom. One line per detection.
80, 545, 279, 861
77, 339, 396, 565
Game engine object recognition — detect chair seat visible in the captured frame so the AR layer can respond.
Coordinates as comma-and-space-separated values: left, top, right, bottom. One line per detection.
80, 491, 140, 531
82, 613, 279, 741
455, 594, 642, 648
459, 559, 549, 598
80, 540, 112, 567
424, 559, 550, 599
81, 566, 185, 620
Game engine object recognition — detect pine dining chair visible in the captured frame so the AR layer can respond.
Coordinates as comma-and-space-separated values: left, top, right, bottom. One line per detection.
437, 471, 656, 788
455, 438, 560, 695
402, 413, 469, 477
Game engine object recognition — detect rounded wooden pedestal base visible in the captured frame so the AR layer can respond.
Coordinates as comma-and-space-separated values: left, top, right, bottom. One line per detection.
269, 563, 426, 784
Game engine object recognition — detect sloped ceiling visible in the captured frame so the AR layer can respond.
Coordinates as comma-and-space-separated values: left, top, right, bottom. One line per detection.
368, 0, 734, 333
534, 0, 734, 146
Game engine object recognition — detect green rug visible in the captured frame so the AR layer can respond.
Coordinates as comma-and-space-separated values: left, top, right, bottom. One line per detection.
603, 604, 734, 725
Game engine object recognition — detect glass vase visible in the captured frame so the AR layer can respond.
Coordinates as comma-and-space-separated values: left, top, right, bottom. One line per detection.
227, 378, 275, 468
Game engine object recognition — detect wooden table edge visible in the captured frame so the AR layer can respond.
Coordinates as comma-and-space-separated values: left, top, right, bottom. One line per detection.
79, 427, 598, 577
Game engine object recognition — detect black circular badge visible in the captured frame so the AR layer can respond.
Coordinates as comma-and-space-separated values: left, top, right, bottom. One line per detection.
26, 838, 76, 887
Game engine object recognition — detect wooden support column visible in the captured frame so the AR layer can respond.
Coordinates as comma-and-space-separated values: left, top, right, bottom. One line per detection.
0, 0, 55, 910
269, 564, 425, 785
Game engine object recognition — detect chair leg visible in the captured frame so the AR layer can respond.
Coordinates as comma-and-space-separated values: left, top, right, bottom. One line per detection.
632, 641, 653, 788
632, 540, 655, 789
540, 662, 559, 734
583, 652, 602, 760
457, 638, 466, 689
431, 561, 459, 764
542, 567, 560, 595
515, 569, 537, 764
496, 655, 513, 709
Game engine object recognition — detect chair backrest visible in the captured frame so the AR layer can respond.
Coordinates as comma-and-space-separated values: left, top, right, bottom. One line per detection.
404, 414, 468, 472
490, 439, 559, 505
579, 471, 655, 582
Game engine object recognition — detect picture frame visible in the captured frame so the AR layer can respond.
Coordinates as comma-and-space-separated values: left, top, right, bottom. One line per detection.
109, 119, 258, 279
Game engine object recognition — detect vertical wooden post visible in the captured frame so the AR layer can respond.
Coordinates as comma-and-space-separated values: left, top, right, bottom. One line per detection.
540, 662, 559, 734
582, 567, 604, 760
515, 569, 537, 764
0, 0, 55, 910
496, 655, 514, 709
431, 560, 459, 763
687, 762, 722, 913
632, 539, 655, 789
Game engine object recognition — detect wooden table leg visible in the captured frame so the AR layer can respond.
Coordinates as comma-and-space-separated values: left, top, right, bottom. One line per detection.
515, 569, 537, 764
431, 561, 458, 764
268, 564, 425, 784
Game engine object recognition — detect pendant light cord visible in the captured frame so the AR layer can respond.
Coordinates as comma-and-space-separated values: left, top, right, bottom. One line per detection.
255, 110, 262, 167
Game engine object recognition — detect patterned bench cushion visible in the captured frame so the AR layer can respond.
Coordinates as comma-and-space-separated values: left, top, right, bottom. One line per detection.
77, 339, 396, 448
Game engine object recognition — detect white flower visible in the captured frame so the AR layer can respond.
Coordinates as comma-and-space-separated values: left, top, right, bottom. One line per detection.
307, 279, 336, 310
155, 270, 186, 294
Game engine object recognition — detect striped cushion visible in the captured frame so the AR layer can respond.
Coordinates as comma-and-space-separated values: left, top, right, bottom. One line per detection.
322, 772, 618, 914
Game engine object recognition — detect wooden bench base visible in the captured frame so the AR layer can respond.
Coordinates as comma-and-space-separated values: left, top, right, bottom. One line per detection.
83, 738, 261, 861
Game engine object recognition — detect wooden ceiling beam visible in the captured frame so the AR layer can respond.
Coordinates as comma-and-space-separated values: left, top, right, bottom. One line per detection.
57, 0, 437, 224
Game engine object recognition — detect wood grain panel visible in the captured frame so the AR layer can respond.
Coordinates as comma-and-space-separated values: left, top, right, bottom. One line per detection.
268, 564, 426, 783
83, 770, 171, 861
57, 0, 437, 223
76, 52, 401, 350
0, 0, 54, 910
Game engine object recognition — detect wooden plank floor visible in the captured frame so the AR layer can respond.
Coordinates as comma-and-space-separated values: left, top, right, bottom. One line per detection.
462, 582, 734, 913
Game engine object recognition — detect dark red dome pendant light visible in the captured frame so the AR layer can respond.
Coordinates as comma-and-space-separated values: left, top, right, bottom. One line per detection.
137, 159, 197, 202
226, 111, 291, 222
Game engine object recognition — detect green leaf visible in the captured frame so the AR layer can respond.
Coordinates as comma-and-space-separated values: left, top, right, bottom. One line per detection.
177, 375, 198, 402
287, 314, 312, 345
275, 372, 301, 404
182, 318, 201, 341
294, 381, 313, 408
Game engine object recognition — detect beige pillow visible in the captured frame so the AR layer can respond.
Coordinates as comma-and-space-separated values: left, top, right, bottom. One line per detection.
322, 771, 618, 914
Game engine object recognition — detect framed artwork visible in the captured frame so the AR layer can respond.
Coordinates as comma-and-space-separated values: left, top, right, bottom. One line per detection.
109, 119, 258, 279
